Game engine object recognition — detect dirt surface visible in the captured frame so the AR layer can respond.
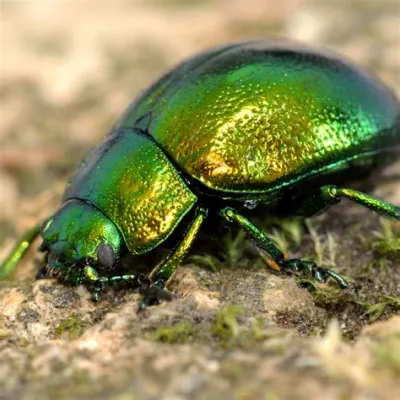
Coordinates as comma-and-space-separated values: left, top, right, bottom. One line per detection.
0, 1, 399, 399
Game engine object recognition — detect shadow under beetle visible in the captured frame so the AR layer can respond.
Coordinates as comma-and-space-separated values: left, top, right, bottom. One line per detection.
1, 40, 399, 310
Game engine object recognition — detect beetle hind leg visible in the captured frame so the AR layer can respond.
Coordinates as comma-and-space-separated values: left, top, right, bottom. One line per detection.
287, 185, 400, 219
220, 207, 348, 287
323, 186, 400, 219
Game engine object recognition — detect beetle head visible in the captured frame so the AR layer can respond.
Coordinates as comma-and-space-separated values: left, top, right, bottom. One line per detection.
40, 200, 122, 279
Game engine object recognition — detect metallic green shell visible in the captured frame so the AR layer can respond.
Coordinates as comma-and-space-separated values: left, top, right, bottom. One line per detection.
41, 200, 122, 262
64, 130, 197, 254
119, 40, 400, 196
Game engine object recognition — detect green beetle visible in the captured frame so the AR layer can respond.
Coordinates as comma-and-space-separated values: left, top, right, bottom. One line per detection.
1, 40, 399, 309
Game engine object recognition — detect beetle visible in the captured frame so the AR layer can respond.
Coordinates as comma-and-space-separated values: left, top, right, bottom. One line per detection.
1, 40, 399, 310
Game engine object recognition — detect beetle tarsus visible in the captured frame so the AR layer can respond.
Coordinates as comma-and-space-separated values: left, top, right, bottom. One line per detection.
89, 281, 104, 302
137, 280, 174, 312
280, 259, 348, 288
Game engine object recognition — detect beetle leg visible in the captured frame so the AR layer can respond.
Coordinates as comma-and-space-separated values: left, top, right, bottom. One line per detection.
319, 186, 400, 219
81, 266, 142, 302
137, 207, 207, 312
281, 259, 348, 288
107, 274, 140, 285
81, 265, 140, 301
82, 265, 103, 302
219, 207, 348, 287
287, 185, 400, 219
220, 207, 285, 264
0, 223, 41, 280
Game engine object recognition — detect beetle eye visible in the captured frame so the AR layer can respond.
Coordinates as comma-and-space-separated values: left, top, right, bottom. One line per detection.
97, 244, 116, 270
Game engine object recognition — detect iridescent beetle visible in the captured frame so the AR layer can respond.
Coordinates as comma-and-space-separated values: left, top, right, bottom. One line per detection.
1, 40, 399, 310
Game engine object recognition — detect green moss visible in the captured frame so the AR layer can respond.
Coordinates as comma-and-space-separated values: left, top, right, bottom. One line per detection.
259, 217, 304, 256
357, 257, 391, 280
55, 314, 89, 340
249, 318, 265, 341
357, 260, 375, 279
374, 238, 400, 255
297, 278, 350, 305
373, 219, 400, 257
305, 220, 339, 267
358, 296, 400, 322
276, 218, 304, 247
188, 253, 221, 272
190, 229, 248, 271
211, 307, 289, 350
222, 230, 247, 268
268, 229, 290, 255
147, 321, 195, 344
211, 305, 245, 347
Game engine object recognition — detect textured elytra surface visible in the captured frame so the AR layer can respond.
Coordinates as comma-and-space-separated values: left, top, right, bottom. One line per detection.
121, 41, 399, 193
0, 1, 400, 399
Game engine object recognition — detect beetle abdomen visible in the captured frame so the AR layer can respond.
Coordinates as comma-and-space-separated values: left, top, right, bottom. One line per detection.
122, 41, 400, 194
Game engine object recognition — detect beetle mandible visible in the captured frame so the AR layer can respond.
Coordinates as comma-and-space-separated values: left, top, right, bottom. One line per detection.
1, 40, 399, 310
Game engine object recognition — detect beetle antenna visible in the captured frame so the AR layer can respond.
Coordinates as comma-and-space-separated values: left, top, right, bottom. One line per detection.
0, 224, 41, 279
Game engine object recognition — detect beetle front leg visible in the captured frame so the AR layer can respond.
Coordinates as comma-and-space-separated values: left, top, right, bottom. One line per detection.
0, 224, 41, 280
138, 207, 207, 311
82, 265, 142, 302
219, 207, 348, 288
82, 265, 104, 302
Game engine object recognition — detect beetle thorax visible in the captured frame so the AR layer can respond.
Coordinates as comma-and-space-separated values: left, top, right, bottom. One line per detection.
63, 129, 197, 255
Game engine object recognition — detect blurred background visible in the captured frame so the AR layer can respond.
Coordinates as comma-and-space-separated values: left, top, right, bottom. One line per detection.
0, 0, 399, 251
1, 2, 400, 398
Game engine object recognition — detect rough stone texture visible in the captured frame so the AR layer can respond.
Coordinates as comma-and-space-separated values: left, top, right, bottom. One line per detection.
0, 1, 399, 399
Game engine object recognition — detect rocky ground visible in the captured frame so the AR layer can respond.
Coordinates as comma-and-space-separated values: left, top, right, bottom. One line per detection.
0, 1, 399, 399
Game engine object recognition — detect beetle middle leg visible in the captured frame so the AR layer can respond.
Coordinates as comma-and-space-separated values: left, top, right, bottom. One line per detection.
137, 207, 207, 311
219, 207, 348, 288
